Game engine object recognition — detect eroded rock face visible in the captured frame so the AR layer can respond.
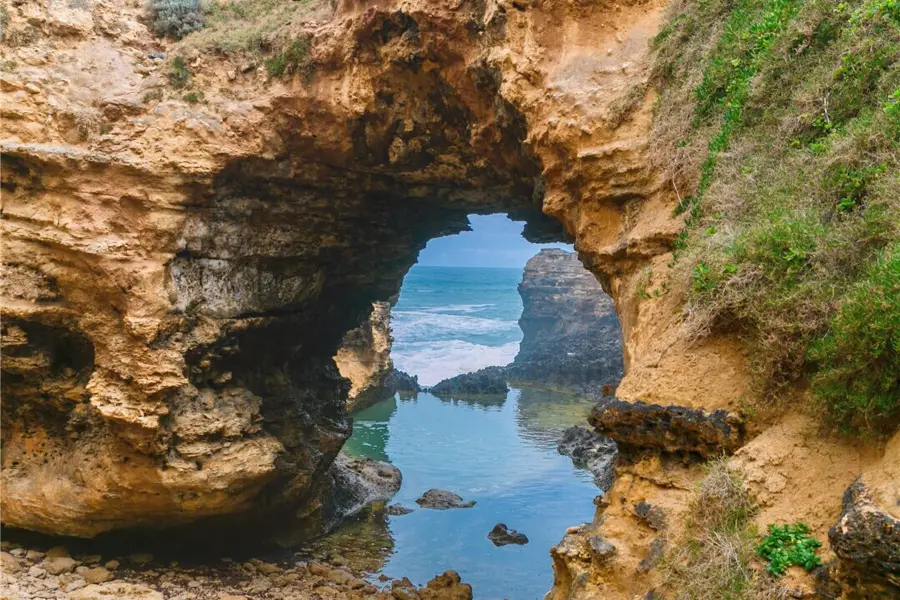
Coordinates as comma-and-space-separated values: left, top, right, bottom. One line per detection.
510, 249, 623, 386
557, 426, 618, 491
829, 479, 900, 592
429, 366, 509, 397
0, 0, 678, 538
335, 301, 396, 413
589, 397, 745, 456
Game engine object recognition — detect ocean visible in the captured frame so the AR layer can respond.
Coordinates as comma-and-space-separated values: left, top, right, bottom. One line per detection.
391, 266, 525, 386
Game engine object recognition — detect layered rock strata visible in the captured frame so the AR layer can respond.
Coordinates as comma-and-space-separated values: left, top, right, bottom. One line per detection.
509, 249, 623, 387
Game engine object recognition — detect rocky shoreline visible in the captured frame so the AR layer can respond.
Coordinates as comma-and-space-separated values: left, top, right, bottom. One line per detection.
0, 540, 471, 600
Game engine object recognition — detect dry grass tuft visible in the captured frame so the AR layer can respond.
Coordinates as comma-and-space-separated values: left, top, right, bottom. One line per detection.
662, 459, 787, 600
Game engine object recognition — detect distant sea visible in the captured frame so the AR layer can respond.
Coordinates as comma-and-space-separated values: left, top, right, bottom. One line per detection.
391, 266, 524, 386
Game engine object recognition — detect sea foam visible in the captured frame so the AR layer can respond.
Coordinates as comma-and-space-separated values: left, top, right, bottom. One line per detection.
393, 340, 520, 386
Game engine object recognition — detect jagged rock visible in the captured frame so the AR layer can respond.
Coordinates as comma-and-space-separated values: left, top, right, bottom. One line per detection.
429, 367, 509, 397
415, 489, 476, 510
509, 249, 623, 386
335, 301, 396, 413
322, 454, 402, 530
633, 502, 666, 531
418, 570, 473, 600
829, 478, 900, 590
488, 523, 529, 546
589, 397, 745, 456
386, 503, 415, 516
587, 535, 617, 563
557, 426, 618, 491
636, 537, 665, 573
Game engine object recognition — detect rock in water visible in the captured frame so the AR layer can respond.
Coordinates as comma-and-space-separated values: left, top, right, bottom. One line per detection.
557, 426, 618, 491
323, 454, 402, 527
488, 523, 529, 546
386, 503, 415, 515
415, 489, 476, 509
429, 366, 509, 397
508, 249, 624, 387
383, 368, 422, 398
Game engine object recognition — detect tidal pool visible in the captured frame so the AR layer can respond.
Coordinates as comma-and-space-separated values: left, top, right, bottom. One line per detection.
310, 386, 601, 600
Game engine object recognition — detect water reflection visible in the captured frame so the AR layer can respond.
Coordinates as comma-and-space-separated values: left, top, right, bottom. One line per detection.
434, 393, 508, 411
314, 387, 601, 599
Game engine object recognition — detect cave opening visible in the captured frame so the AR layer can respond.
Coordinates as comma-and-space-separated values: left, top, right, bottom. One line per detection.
319, 213, 625, 597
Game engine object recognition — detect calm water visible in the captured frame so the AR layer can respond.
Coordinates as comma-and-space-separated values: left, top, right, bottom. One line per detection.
310, 264, 604, 598
312, 388, 601, 599
391, 266, 525, 386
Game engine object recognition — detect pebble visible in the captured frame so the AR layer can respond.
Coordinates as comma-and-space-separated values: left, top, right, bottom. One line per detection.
43, 556, 78, 575
1, 551, 22, 574
25, 550, 46, 561
104, 559, 120, 570
45, 547, 70, 559
82, 566, 114, 584
128, 553, 154, 565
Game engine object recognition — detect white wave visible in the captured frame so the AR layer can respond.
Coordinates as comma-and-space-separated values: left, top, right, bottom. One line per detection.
419, 304, 495, 314
393, 340, 520, 386
392, 311, 518, 339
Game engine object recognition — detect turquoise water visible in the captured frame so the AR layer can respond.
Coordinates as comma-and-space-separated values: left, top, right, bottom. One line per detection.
312, 265, 605, 598
334, 388, 600, 599
391, 266, 524, 386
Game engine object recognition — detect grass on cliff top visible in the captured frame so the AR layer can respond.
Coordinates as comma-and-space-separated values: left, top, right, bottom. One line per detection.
148, 0, 326, 79
650, 0, 900, 435
662, 460, 787, 600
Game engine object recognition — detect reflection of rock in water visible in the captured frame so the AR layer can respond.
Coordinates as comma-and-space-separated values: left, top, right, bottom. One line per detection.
433, 392, 508, 411
514, 386, 599, 446
342, 396, 398, 462
305, 506, 395, 575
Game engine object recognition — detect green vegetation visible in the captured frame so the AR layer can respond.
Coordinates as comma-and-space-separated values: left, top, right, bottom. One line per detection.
183, 90, 205, 104
662, 460, 783, 599
147, 0, 205, 40
168, 56, 191, 89
756, 523, 822, 575
264, 35, 313, 80
651, 0, 900, 433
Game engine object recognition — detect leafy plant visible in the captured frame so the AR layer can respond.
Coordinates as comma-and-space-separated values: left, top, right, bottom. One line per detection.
183, 90, 205, 104
756, 523, 822, 575
167, 56, 191, 89
265, 35, 313, 80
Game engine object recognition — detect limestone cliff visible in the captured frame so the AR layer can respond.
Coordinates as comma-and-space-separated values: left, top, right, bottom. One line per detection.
0, 3, 895, 598
334, 301, 394, 413
510, 249, 622, 387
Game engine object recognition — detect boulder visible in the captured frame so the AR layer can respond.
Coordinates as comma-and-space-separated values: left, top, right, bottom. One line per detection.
829, 478, 900, 590
43, 556, 77, 575
419, 570, 473, 600
589, 397, 744, 456
557, 426, 617, 491
1, 551, 22, 574
321, 453, 402, 529
415, 489, 476, 510
487, 523, 529, 546
429, 367, 508, 397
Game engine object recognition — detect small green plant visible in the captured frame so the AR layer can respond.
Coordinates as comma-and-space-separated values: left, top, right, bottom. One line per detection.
147, 0, 205, 40
265, 35, 313, 80
182, 90, 204, 104
756, 522, 822, 575
168, 56, 191, 89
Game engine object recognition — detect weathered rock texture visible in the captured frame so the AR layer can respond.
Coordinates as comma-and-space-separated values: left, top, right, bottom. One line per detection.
557, 425, 617, 491
335, 301, 396, 413
589, 396, 745, 456
509, 249, 623, 386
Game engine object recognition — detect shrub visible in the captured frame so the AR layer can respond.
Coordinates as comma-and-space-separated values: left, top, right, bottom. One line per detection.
183, 90, 204, 104
809, 244, 900, 432
756, 523, 822, 575
147, 0, 205, 40
167, 56, 191, 89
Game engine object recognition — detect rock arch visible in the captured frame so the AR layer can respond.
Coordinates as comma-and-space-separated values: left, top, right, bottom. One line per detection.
0, 0, 697, 537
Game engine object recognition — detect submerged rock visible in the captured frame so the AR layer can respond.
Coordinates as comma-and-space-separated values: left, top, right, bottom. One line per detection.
509, 249, 624, 387
385, 503, 415, 516
487, 523, 529, 546
557, 426, 618, 491
589, 397, 745, 456
429, 366, 509, 397
415, 489, 476, 510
